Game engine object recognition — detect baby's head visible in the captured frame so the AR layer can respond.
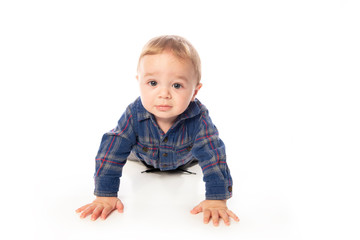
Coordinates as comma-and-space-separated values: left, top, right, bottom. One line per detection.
136, 35, 202, 129
137, 35, 201, 84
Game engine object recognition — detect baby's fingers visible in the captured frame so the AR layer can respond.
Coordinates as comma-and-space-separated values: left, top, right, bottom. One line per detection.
76, 204, 91, 213
203, 209, 211, 224
190, 204, 202, 215
91, 206, 104, 221
226, 209, 240, 222
211, 210, 220, 226
101, 206, 115, 220
116, 199, 124, 213
80, 205, 96, 219
219, 210, 230, 226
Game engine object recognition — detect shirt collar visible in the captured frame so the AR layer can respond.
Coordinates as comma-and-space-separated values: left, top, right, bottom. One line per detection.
136, 98, 202, 122
136, 98, 152, 121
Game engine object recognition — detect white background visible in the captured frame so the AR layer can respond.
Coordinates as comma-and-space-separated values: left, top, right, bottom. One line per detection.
1, 0, 359, 239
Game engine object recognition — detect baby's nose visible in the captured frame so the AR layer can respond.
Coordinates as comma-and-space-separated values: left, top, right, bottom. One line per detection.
159, 87, 171, 99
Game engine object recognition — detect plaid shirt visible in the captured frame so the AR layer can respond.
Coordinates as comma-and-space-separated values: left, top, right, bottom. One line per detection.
94, 97, 233, 200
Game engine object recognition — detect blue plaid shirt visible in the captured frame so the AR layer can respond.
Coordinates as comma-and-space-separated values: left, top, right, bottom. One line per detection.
94, 97, 233, 200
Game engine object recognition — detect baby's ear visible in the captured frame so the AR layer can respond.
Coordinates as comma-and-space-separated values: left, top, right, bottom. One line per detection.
191, 83, 202, 101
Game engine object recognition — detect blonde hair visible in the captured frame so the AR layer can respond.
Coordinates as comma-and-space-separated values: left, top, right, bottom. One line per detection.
137, 35, 201, 84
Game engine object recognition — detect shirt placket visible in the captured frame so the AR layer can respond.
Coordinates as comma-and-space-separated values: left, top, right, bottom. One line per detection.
159, 134, 173, 170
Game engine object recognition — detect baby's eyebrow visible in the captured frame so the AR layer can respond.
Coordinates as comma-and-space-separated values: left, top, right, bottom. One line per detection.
174, 75, 189, 82
143, 72, 158, 78
143, 72, 189, 82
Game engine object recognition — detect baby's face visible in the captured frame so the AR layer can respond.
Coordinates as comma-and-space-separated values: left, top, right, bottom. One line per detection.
137, 51, 201, 126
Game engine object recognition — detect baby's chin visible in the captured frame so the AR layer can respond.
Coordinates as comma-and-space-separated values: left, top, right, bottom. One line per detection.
143, 103, 188, 120
151, 109, 182, 121
152, 111, 178, 120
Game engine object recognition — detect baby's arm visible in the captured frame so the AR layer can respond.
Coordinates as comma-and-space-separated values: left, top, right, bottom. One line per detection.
77, 103, 136, 221
191, 200, 239, 226
76, 197, 124, 221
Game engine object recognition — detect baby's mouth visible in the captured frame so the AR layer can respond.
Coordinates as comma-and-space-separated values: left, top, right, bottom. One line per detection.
155, 105, 173, 111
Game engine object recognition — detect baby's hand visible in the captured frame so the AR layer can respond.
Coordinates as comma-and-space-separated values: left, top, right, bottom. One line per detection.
76, 197, 124, 221
190, 200, 239, 226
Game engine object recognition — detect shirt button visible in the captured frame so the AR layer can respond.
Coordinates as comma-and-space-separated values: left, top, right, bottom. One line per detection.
142, 147, 148, 152
163, 137, 168, 143
228, 186, 232, 192
162, 153, 168, 157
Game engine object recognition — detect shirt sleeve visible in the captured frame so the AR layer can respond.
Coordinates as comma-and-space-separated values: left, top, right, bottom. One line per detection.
94, 105, 136, 197
191, 110, 233, 200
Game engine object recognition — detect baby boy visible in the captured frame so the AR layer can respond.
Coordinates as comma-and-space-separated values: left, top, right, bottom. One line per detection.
76, 35, 239, 226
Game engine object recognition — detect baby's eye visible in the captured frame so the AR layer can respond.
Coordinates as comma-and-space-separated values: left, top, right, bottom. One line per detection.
172, 83, 182, 89
148, 81, 157, 87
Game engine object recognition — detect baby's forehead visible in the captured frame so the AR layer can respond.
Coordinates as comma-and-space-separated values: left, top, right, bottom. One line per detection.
141, 50, 190, 62
138, 51, 199, 84
141, 53, 193, 68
